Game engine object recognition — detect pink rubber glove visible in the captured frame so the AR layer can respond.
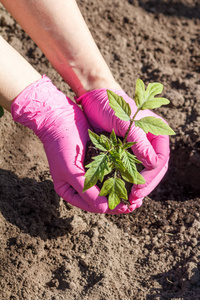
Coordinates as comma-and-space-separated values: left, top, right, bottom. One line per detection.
76, 89, 170, 207
11, 76, 134, 214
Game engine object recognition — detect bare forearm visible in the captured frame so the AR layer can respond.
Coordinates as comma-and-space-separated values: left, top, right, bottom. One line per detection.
0, 36, 41, 112
1, 0, 120, 96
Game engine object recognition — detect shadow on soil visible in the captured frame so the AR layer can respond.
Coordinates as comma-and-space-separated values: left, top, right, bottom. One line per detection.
0, 169, 74, 240
146, 256, 200, 299
128, 0, 200, 19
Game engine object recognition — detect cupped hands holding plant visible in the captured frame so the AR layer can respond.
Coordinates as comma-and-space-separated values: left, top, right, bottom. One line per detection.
77, 79, 175, 210
10, 75, 133, 215
0, 0, 175, 215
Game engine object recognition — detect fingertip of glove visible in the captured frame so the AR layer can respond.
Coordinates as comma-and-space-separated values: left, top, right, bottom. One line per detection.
129, 196, 143, 207
142, 152, 159, 169
81, 188, 109, 214
106, 203, 128, 214
127, 204, 137, 213
94, 203, 108, 214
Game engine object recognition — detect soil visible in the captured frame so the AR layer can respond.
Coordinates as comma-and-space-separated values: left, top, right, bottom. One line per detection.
0, 1, 200, 299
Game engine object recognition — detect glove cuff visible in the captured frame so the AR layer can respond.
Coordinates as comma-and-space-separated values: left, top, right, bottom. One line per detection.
11, 75, 49, 117
11, 75, 53, 133
11, 75, 73, 141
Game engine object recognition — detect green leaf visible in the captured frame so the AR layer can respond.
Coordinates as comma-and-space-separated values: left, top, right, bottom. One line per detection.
115, 177, 128, 197
122, 141, 137, 150
108, 192, 121, 210
110, 129, 118, 147
110, 178, 128, 209
145, 82, 163, 100
136, 171, 146, 185
121, 151, 142, 184
100, 177, 128, 210
121, 168, 145, 184
83, 153, 109, 192
103, 162, 113, 177
120, 169, 135, 183
135, 116, 176, 135
118, 146, 124, 158
134, 79, 145, 107
117, 138, 123, 147
0, 106, 4, 118
100, 134, 111, 150
107, 90, 131, 121
122, 151, 137, 171
141, 97, 170, 110
126, 152, 142, 165
134, 80, 170, 110
99, 178, 114, 196
88, 130, 108, 151
109, 150, 125, 171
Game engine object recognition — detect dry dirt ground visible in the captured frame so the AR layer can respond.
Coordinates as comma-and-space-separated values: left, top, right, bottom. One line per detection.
0, 1, 200, 299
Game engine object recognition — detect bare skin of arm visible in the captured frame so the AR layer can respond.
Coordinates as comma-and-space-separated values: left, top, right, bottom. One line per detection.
0, 36, 41, 112
1, 0, 121, 97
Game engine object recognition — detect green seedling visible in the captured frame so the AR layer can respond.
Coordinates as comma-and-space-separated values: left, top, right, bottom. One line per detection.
83, 79, 175, 210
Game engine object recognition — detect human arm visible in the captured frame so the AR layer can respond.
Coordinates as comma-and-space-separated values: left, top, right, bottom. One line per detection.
1, 0, 121, 97
0, 35, 41, 112
1, 0, 170, 210
0, 36, 133, 214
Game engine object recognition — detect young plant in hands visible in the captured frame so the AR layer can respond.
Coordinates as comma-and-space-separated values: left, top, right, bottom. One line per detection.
83, 79, 175, 210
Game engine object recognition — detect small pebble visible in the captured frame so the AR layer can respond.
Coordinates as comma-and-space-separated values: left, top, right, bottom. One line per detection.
68, 282, 76, 290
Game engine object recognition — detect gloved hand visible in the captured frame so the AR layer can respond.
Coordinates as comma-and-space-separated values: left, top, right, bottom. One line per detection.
11, 75, 136, 214
76, 88, 170, 206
